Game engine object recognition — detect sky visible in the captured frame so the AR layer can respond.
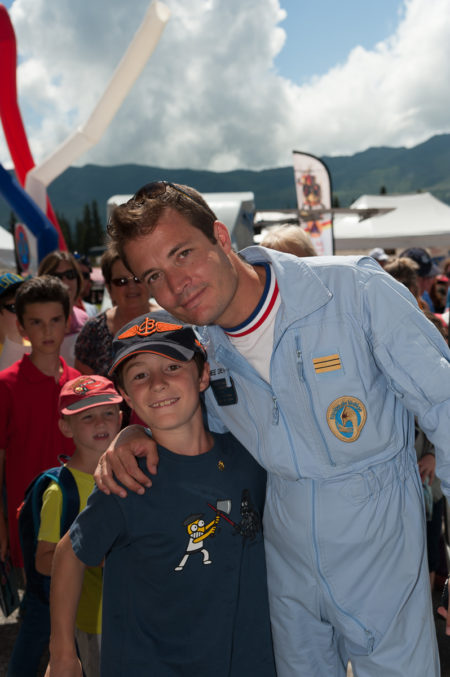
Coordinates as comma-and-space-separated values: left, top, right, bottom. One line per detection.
0, 0, 449, 173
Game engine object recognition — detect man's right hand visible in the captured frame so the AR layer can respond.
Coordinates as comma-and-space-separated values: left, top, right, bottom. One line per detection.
94, 425, 159, 497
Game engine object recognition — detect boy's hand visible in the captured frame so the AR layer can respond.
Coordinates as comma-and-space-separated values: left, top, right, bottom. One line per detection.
438, 599, 450, 637
44, 656, 83, 676
437, 578, 450, 636
94, 425, 159, 498
418, 453, 436, 483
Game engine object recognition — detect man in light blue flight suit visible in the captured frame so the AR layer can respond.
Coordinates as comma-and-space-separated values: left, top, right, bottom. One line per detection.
99, 181, 450, 676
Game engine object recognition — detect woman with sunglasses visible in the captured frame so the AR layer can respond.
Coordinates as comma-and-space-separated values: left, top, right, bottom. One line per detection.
38, 250, 89, 366
74, 245, 158, 377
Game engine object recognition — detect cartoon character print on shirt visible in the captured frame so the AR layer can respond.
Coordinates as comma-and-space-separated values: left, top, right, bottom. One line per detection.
174, 513, 220, 572
174, 490, 261, 572
234, 489, 261, 540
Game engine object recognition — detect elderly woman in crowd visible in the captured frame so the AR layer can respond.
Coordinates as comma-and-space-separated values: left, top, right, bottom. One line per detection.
260, 224, 317, 258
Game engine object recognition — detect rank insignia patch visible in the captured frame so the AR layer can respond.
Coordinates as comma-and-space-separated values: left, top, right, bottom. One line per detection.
326, 396, 366, 442
313, 354, 341, 374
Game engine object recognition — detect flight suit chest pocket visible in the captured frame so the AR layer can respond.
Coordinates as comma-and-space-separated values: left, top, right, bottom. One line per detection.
291, 323, 379, 463
308, 346, 367, 444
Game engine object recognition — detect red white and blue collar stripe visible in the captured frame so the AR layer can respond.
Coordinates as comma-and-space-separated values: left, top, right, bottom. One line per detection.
222, 263, 279, 338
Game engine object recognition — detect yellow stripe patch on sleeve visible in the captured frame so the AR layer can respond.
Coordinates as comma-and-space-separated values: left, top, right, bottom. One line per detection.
313, 354, 342, 373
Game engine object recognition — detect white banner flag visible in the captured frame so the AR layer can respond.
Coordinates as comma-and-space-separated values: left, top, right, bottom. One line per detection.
292, 151, 334, 255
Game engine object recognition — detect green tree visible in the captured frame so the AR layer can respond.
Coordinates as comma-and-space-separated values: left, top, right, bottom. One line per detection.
75, 216, 87, 254
89, 200, 105, 251
84, 202, 94, 252
73, 201, 105, 254
379, 185, 387, 195
56, 212, 73, 251
332, 194, 340, 208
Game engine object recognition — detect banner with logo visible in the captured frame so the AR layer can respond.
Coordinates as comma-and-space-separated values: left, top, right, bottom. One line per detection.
292, 151, 334, 255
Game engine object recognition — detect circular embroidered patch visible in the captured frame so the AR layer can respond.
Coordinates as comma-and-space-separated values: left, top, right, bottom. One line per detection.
326, 396, 367, 443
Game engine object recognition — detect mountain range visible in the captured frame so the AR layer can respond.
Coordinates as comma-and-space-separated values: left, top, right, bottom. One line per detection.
1, 133, 450, 228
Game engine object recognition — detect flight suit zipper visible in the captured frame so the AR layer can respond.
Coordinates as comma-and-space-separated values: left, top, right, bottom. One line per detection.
294, 336, 335, 467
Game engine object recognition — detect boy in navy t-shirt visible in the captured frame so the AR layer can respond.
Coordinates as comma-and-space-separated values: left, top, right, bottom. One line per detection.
46, 315, 276, 677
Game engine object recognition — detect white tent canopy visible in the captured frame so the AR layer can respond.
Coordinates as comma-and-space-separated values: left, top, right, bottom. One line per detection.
255, 193, 450, 252
334, 193, 450, 251
0, 226, 15, 270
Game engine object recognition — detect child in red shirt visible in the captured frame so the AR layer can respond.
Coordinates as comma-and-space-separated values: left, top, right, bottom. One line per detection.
0, 275, 80, 569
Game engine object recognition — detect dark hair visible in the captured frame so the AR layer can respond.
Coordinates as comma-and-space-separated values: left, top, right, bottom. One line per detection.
114, 350, 206, 394
441, 257, 450, 276
38, 250, 83, 298
384, 257, 420, 298
15, 275, 70, 324
73, 253, 92, 271
423, 309, 447, 339
0, 288, 18, 306
107, 183, 217, 266
100, 245, 122, 286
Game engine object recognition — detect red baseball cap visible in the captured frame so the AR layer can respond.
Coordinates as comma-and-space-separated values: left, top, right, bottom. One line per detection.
59, 375, 123, 416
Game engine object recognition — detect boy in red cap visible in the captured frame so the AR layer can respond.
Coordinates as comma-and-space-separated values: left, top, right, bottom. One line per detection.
9, 375, 123, 677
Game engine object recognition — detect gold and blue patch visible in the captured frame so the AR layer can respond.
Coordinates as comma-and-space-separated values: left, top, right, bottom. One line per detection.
326, 396, 367, 443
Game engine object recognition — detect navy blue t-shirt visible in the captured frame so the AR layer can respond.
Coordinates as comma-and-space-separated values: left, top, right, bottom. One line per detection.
71, 432, 276, 676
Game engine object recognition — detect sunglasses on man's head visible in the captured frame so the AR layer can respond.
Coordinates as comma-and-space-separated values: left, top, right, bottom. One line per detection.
81, 272, 91, 281
52, 269, 77, 282
0, 302, 16, 314
111, 276, 142, 287
108, 180, 208, 228
132, 180, 198, 205
106, 180, 214, 237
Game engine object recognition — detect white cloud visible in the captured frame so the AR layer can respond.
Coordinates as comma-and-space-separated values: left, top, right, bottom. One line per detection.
0, 0, 448, 173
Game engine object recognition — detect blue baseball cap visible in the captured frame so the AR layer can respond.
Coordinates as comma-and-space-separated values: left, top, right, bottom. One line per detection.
108, 314, 207, 376
399, 248, 440, 279
0, 272, 25, 300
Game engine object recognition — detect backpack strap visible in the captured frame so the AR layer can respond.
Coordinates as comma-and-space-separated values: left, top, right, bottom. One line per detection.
31, 466, 80, 538
56, 466, 80, 535
29, 468, 61, 538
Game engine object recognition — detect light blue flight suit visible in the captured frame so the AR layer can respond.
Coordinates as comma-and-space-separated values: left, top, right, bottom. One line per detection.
201, 247, 450, 676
